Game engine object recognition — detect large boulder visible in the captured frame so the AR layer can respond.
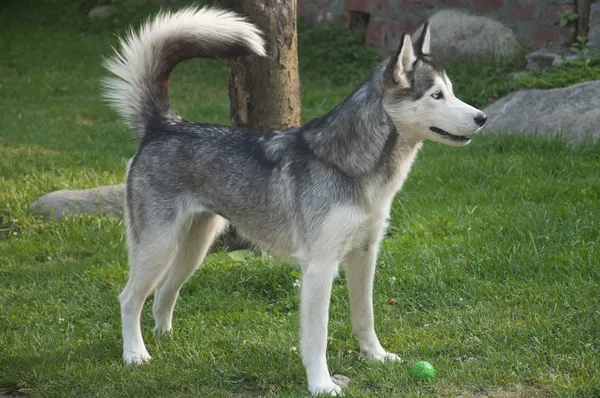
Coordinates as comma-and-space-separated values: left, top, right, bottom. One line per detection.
412, 9, 525, 61
482, 81, 600, 144
31, 184, 125, 221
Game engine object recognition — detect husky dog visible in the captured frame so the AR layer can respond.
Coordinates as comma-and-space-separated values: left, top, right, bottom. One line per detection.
103, 7, 486, 396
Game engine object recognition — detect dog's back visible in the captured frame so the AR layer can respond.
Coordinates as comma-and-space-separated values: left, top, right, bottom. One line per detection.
104, 7, 485, 396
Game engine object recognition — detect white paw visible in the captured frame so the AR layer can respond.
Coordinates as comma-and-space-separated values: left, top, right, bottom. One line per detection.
123, 349, 151, 365
153, 323, 172, 339
379, 351, 402, 362
362, 349, 402, 363
309, 379, 343, 396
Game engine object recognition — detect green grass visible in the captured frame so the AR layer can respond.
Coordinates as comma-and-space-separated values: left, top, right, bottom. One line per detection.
2, 1, 600, 397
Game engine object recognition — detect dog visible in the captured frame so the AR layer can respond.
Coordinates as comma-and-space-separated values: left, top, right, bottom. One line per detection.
102, 7, 486, 396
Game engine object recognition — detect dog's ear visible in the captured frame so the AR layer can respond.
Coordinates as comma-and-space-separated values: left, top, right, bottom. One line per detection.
415, 21, 431, 56
392, 33, 416, 86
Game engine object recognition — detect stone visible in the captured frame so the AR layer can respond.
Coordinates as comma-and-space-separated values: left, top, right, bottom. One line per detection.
525, 47, 582, 71
331, 374, 350, 389
525, 48, 563, 70
31, 184, 125, 221
482, 81, 600, 145
589, 2, 600, 49
88, 5, 115, 21
412, 9, 525, 61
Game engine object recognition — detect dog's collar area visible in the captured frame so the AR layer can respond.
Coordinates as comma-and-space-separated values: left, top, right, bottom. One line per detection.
429, 126, 470, 142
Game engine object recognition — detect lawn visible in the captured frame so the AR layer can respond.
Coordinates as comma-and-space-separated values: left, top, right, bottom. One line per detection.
1, 1, 600, 397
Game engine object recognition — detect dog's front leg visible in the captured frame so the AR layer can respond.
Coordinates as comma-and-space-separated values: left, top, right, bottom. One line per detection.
345, 245, 401, 363
300, 263, 342, 396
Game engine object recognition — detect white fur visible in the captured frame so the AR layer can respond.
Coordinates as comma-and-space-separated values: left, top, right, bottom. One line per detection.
113, 11, 481, 398
120, 209, 227, 364
393, 34, 416, 86
420, 24, 431, 55
296, 205, 400, 396
386, 31, 484, 148
102, 7, 265, 130
385, 75, 484, 147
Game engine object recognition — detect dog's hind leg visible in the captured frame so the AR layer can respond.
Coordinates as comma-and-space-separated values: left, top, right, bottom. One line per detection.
153, 213, 227, 336
120, 213, 181, 365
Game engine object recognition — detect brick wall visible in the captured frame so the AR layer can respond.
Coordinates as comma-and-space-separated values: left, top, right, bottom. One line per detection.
298, 0, 585, 50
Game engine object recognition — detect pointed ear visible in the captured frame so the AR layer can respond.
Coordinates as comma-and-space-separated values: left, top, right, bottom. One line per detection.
415, 21, 431, 56
392, 33, 416, 86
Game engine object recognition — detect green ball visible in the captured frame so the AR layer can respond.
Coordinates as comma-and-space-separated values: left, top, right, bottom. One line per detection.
410, 360, 435, 381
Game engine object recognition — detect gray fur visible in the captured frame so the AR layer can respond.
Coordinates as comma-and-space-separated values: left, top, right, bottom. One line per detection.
104, 7, 485, 396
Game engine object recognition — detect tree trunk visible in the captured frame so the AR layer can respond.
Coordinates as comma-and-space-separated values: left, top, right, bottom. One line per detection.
576, 0, 591, 39
221, 0, 302, 252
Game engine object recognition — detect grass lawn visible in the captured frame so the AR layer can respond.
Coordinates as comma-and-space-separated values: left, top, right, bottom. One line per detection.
1, 1, 600, 397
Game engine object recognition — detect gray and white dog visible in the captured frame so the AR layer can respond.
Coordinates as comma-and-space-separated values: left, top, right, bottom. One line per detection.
103, 7, 486, 396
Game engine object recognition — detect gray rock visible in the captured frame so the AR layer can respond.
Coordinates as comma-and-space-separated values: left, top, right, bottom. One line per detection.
88, 5, 115, 21
412, 9, 525, 61
331, 374, 350, 389
482, 81, 600, 144
31, 184, 125, 221
525, 48, 564, 70
525, 47, 583, 71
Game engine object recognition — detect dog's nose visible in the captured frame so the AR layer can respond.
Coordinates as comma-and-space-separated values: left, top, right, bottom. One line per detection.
474, 112, 487, 127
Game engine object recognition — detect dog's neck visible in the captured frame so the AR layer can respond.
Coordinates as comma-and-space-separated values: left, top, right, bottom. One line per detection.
299, 67, 419, 181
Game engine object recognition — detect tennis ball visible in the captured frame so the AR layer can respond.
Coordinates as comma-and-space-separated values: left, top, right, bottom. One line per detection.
410, 360, 435, 381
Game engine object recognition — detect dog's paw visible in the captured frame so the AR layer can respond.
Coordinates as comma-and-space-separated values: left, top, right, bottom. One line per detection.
123, 349, 151, 365
361, 349, 402, 363
379, 351, 402, 363
153, 324, 173, 339
309, 379, 343, 396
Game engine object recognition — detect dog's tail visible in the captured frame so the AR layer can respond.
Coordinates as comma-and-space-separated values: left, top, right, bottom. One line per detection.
102, 7, 265, 140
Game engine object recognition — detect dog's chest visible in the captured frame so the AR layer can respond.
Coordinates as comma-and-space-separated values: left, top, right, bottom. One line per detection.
364, 141, 421, 215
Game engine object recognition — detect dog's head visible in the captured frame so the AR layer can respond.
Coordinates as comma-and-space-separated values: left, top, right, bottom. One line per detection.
382, 23, 486, 147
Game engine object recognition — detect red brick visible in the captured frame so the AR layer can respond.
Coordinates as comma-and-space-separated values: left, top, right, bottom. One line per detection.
385, 19, 418, 47
472, 0, 504, 10
297, 2, 319, 17
441, 0, 462, 5
400, 0, 420, 12
366, 18, 385, 46
345, 0, 373, 13
338, 13, 351, 29
404, 0, 434, 8
375, 0, 390, 12
384, 22, 397, 47
396, 19, 418, 35
533, 25, 573, 45
297, 1, 307, 16
511, 4, 540, 20
545, 4, 577, 22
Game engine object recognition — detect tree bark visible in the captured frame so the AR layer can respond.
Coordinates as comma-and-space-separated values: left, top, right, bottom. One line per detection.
576, 0, 590, 39
221, 0, 302, 251
223, 0, 301, 131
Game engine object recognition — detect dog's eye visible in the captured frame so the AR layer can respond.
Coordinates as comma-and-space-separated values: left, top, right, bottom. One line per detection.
431, 91, 443, 100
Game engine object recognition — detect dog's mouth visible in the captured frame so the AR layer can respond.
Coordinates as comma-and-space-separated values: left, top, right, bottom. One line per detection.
429, 127, 471, 143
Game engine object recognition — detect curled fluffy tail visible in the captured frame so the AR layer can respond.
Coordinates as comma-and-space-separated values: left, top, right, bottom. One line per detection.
102, 7, 265, 140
